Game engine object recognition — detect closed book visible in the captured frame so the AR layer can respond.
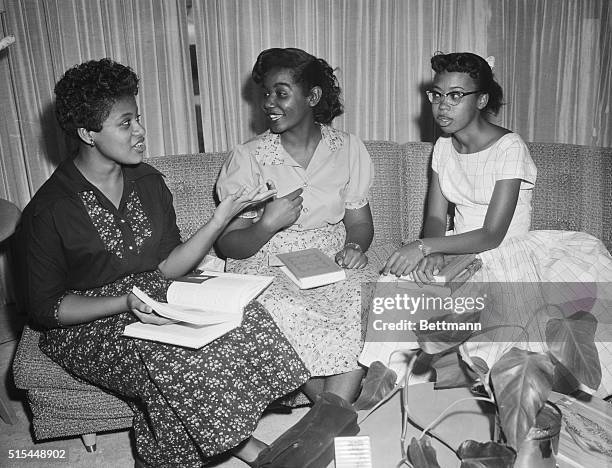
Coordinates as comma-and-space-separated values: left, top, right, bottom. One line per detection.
395, 254, 481, 286
433, 254, 480, 284
277, 248, 347, 289
123, 271, 273, 348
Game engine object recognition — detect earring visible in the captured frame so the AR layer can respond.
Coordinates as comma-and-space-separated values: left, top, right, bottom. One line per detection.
89, 140, 95, 147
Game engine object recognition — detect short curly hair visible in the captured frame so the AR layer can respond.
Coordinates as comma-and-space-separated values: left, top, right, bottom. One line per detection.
431, 52, 504, 115
252, 48, 343, 124
54, 58, 139, 139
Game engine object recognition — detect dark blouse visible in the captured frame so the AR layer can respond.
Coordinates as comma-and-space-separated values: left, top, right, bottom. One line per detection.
21, 159, 181, 329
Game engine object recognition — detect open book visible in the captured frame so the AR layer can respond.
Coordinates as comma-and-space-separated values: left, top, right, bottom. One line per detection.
276, 248, 347, 289
123, 271, 273, 348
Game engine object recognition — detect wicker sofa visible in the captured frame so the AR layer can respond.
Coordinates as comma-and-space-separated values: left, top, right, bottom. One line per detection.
12, 140, 612, 450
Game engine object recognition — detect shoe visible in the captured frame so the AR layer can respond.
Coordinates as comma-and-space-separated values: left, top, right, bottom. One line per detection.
252, 392, 359, 468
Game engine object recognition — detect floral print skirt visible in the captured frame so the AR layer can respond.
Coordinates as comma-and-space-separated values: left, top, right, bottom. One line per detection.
226, 223, 380, 376
39, 270, 310, 467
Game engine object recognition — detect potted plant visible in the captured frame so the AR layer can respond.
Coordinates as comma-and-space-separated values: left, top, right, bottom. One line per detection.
354, 290, 603, 467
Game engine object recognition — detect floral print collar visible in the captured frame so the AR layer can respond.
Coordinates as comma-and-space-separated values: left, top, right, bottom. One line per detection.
253, 125, 345, 166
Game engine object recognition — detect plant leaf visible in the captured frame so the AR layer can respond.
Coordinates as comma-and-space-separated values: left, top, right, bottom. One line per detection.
457, 440, 516, 468
550, 358, 581, 394
414, 310, 481, 354
469, 356, 490, 375
490, 348, 554, 449
407, 436, 441, 468
432, 352, 479, 389
353, 361, 397, 410
545, 311, 601, 390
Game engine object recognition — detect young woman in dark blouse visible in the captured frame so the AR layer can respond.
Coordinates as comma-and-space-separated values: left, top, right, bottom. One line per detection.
20, 58, 310, 467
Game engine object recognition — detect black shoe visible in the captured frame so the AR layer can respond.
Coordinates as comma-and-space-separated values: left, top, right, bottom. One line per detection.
252, 392, 359, 468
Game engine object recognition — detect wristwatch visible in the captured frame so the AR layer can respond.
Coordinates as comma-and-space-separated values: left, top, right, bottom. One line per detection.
344, 242, 363, 253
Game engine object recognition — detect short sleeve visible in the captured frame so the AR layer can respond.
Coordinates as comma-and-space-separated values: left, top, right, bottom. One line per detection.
344, 136, 375, 209
431, 137, 449, 173
216, 144, 263, 218
494, 136, 537, 188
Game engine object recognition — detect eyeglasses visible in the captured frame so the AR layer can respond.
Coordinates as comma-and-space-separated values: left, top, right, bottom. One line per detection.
425, 90, 482, 106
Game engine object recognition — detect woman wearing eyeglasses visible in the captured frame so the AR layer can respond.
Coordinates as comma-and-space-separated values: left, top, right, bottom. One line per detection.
383, 51, 526, 277
382, 52, 612, 397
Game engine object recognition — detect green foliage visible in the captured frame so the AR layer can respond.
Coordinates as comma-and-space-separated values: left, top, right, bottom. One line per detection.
356, 302, 602, 465
353, 360, 397, 411
545, 311, 601, 390
431, 351, 478, 389
407, 437, 441, 468
457, 440, 516, 467
490, 348, 554, 449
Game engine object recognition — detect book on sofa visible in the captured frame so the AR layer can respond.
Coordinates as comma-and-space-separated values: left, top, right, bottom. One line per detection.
276, 248, 346, 289
123, 271, 273, 348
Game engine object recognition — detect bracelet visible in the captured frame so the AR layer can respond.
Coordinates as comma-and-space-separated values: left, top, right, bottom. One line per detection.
414, 239, 430, 257
344, 242, 363, 253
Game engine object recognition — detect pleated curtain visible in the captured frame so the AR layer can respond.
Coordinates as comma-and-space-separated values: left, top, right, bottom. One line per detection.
0, 0, 197, 207
190, 0, 611, 151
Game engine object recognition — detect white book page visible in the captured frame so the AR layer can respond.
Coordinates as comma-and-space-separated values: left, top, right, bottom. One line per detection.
131, 286, 230, 325
166, 273, 272, 314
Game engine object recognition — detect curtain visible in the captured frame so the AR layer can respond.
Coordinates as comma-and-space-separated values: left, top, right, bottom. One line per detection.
1, 0, 197, 207
191, 0, 611, 151
190, 0, 485, 149
489, 0, 611, 147
0, 0, 197, 304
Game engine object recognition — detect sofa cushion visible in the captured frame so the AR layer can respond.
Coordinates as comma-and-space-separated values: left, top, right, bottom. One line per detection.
27, 388, 133, 440
146, 152, 228, 241
527, 142, 612, 251
398, 142, 435, 243
13, 326, 102, 391
364, 141, 404, 248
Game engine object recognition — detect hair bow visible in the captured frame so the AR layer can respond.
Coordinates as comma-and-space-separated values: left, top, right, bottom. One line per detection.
0, 35, 16, 51
485, 55, 495, 71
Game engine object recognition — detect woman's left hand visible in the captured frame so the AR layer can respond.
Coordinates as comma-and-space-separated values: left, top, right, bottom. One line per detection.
411, 253, 444, 286
382, 241, 424, 277
335, 245, 368, 269
127, 292, 176, 325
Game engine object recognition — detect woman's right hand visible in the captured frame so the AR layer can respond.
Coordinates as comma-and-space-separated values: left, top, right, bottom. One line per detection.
126, 293, 175, 325
412, 253, 445, 286
260, 187, 304, 232
382, 241, 424, 277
